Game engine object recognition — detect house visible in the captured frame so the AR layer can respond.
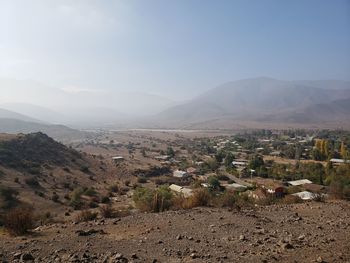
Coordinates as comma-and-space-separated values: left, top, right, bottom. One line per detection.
112, 156, 124, 163
253, 178, 285, 198
247, 188, 268, 200
292, 191, 315, 200
155, 155, 171, 161
287, 179, 312, 186
169, 184, 193, 197
232, 161, 247, 166
270, 151, 281, 157
186, 167, 197, 174
222, 183, 247, 192
330, 158, 350, 165
173, 170, 189, 178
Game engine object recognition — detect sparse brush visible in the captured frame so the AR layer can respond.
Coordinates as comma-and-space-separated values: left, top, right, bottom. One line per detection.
280, 195, 302, 204
3, 207, 35, 236
75, 210, 98, 222
99, 205, 116, 218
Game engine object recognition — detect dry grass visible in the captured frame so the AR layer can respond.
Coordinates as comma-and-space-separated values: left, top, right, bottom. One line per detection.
75, 210, 98, 222
99, 205, 116, 218
3, 207, 35, 236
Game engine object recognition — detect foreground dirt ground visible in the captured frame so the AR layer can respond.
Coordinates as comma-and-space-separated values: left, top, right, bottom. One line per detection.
1, 201, 349, 263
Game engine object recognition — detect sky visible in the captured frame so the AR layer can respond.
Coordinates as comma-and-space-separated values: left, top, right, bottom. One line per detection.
0, 0, 349, 100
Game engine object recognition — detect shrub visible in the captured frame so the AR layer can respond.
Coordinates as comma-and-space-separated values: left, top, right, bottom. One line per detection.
51, 192, 59, 202
0, 186, 18, 209
75, 210, 98, 222
99, 205, 116, 218
3, 207, 35, 236
25, 177, 40, 188
187, 188, 211, 207
133, 186, 173, 212
109, 184, 119, 193
217, 191, 237, 208
101, 196, 110, 204
69, 188, 84, 210
137, 177, 147, 184
280, 195, 302, 204
80, 165, 90, 173
207, 176, 220, 190
133, 187, 154, 212
83, 187, 97, 197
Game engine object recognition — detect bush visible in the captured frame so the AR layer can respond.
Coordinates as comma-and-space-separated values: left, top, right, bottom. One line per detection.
3, 207, 35, 236
83, 187, 97, 197
137, 177, 147, 184
109, 184, 119, 193
133, 186, 173, 212
280, 195, 302, 204
69, 188, 84, 210
99, 205, 116, 218
51, 192, 59, 202
101, 196, 110, 204
75, 210, 98, 222
175, 188, 212, 209
0, 186, 18, 209
24, 177, 40, 188
216, 191, 237, 208
80, 165, 90, 173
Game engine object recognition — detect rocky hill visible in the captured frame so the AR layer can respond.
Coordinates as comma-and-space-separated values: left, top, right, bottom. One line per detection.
0, 132, 115, 214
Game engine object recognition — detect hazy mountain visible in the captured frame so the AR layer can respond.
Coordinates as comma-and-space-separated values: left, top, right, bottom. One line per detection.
156, 77, 350, 127
0, 103, 67, 124
0, 78, 180, 126
0, 108, 43, 123
0, 118, 88, 142
262, 98, 350, 124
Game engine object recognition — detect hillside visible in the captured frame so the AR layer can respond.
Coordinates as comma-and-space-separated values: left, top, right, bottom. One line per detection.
156, 78, 350, 128
0, 132, 116, 214
260, 98, 350, 124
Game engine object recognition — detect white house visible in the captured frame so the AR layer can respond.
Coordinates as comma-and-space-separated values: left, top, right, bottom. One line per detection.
292, 191, 315, 200
169, 184, 193, 197
330, 158, 350, 164
112, 156, 124, 163
173, 170, 189, 178
287, 179, 312, 186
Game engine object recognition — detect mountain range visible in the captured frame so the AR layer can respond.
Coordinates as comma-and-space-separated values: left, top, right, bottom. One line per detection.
1, 77, 350, 130
155, 77, 350, 129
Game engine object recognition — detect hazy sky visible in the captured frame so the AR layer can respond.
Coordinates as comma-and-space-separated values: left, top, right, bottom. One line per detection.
1, 0, 349, 100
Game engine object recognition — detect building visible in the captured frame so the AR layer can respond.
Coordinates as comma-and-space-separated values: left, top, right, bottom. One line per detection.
169, 184, 193, 197
292, 191, 315, 200
173, 170, 189, 178
112, 156, 124, 163
287, 179, 312, 186
186, 167, 197, 174
330, 158, 350, 165
222, 183, 247, 192
155, 155, 171, 161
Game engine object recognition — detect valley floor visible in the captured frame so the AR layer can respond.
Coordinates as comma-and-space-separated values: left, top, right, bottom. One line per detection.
1, 201, 349, 263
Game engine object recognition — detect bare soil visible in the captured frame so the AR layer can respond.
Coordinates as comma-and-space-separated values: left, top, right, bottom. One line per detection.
1, 201, 349, 263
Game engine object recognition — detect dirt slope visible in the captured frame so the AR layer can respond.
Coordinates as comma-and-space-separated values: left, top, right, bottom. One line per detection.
0, 201, 349, 263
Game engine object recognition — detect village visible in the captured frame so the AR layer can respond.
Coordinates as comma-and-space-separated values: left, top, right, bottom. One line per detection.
76, 128, 350, 208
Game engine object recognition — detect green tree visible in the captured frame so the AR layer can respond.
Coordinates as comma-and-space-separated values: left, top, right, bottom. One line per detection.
208, 176, 220, 190
224, 153, 234, 168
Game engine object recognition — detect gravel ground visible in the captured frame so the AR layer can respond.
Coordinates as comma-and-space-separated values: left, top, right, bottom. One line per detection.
1, 200, 349, 263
